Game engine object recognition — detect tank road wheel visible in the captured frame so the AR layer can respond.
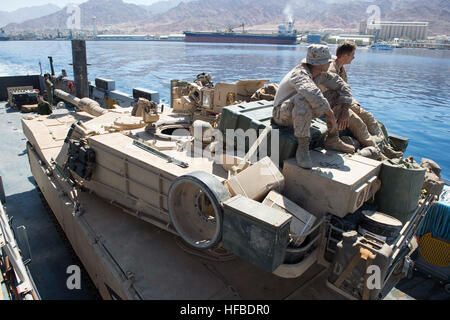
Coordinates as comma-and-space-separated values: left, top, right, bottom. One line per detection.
445, 282, 450, 294
168, 171, 231, 250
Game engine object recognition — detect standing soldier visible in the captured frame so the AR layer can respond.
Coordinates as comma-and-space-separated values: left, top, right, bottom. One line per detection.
44, 73, 54, 107
272, 44, 355, 169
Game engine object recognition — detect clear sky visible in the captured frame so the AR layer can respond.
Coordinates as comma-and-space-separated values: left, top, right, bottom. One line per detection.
1, 0, 164, 12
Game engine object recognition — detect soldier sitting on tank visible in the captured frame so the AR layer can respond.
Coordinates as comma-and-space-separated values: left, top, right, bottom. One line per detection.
322, 41, 403, 159
37, 94, 53, 115
272, 44, 355, 169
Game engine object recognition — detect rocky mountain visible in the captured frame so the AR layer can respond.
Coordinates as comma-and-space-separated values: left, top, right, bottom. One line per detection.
139, 0, 195, 15
4, 0, 449, 35
4, 0, 152, 33
127, 0, 449, 34
0, 4, 60, 28
384, 0, 450, 35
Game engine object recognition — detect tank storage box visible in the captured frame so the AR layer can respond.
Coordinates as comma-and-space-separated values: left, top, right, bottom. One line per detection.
262, 190, 316, 246
375, 159, 426, 224
7, 86, 33, 107
222, 195, 292, 272
225, 156, 285, 201
172, 98, 183, 111
12, 91, 38, 109
84, 132, 189, 225
212, 80, 268, 112
282, 150, 381, 218
218, 100, 328, 166
133, 88, 160, 103
95, 78, 116, 92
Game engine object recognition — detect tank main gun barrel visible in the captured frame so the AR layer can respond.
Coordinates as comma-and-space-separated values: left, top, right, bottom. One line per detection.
54, 89, 107, 117
54, 89, 80, 105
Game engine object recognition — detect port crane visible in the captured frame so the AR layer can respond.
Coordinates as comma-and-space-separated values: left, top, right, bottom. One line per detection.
226, 23, 245, 33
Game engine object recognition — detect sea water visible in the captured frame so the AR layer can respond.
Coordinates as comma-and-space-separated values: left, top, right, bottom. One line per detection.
0, 40, 449, 180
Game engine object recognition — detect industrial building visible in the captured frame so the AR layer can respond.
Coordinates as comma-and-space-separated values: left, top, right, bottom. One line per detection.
359, 21, 428, 41
328, 34, 374, 46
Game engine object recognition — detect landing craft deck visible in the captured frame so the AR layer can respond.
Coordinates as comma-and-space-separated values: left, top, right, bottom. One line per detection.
2, 39, 449, 300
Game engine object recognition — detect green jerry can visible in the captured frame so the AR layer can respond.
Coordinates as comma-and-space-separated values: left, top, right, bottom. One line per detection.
328, 231, 393, 300
218, 100, 328, 167
222, 195, 292, 272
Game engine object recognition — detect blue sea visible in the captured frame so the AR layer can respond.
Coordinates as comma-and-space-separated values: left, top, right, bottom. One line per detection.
1, 40, 449, 180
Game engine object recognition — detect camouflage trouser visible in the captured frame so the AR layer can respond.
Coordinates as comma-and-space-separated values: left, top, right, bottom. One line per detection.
349, 103, 381, 136
347, 108, 378, 148
272, 94, 323, 138
45, 88, 53, 106
324, 91, 379, 148
324, 89, 381, 137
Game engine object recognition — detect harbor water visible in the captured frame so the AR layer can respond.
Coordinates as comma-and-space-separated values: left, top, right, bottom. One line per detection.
1, 41, 449, 180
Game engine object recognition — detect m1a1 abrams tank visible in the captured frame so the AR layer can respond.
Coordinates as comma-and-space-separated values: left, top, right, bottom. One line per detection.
21, 42, 438, 300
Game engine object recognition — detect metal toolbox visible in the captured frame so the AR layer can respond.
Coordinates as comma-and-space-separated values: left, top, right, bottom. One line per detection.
218, 100, 328, 166
282, 150, 381, 218
133, 87, 160, 103
222, 195, 292, 272
95, 78, 116, 92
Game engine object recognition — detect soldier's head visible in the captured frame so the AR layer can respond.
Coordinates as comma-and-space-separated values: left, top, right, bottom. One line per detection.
303, 44, 333, 75
336, 41, 357, 65
44, 73, 50, 79
37, 94, 44, 103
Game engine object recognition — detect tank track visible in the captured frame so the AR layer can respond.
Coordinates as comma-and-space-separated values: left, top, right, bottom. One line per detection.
34, 184, 101, 300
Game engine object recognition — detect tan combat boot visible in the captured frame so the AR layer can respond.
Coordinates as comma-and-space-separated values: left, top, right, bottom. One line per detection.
296, 137, 313, 169
324, 132, 355, 154
382, 145, 404, 159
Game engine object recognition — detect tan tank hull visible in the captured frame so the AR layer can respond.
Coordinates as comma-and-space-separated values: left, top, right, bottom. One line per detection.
22, 109, 347, 299
21, 103, 430, 299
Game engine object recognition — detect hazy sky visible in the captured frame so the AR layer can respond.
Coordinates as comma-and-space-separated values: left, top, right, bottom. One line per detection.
2, 0, 165, 12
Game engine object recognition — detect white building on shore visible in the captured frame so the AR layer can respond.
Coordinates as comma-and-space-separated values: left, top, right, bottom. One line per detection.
359, 21, 428, 41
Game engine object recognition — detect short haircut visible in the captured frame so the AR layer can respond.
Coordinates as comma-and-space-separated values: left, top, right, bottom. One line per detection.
336, 41, 357, 57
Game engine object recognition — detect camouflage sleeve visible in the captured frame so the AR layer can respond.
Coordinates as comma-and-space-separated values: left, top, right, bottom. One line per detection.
329, 62, 349, 83
290, 68, 331, 114
46, 79, 54, 88
340, 67, 348, 83
314, 72, 353, 106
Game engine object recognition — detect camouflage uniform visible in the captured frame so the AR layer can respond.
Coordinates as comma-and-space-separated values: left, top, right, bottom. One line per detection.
324, 59, 403, 159
37, 100, 53, 115
272, 63, 352, 138
327, 59, 382, 143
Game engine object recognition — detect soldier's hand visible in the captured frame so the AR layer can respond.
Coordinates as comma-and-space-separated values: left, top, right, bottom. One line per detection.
352, 103, 361, 115
337, 107, 349, 130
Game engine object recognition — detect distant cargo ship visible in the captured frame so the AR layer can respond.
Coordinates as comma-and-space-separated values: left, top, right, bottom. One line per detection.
0, 28, 9, 41
184, 22, 298, 45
